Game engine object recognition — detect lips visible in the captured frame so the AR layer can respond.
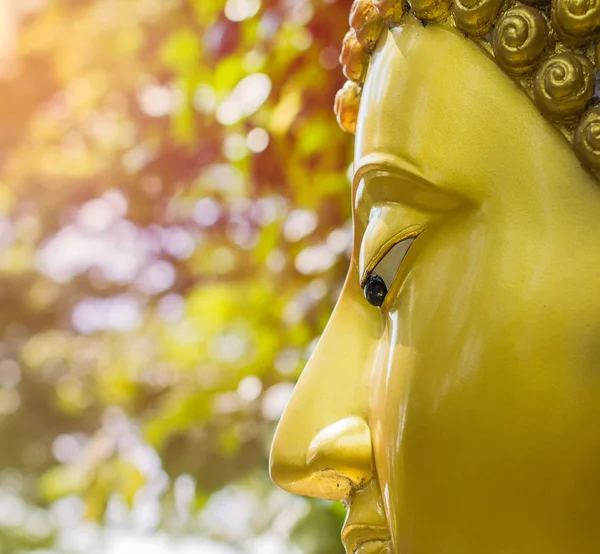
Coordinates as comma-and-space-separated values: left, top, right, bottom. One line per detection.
355, 541, 391, 554
341, 523, 391, 554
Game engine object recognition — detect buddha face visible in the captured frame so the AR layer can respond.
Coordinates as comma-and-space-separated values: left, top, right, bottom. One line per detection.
271, 17, 600, 554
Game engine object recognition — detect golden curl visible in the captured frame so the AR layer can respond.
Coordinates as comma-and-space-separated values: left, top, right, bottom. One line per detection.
453, 0, 504, 36
492, 6, 548, 74
533, 53, 594, 121
340, 31, 369, 84
574, 106, 600, 169
410, 0, 452, 21
334, 81, 362, 134
372, 0, 405, 24
350, 0, 385, 52
552, 0, 600, 45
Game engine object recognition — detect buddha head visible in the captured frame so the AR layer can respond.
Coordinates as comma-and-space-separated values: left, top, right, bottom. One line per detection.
270, 0, 600, 552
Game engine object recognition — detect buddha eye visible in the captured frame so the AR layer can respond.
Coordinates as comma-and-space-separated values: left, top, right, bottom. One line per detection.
363, 238, 415, 307
364, 274, 387, 307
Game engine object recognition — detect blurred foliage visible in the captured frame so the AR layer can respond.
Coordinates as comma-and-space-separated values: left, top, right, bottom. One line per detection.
0, 0, 354, 552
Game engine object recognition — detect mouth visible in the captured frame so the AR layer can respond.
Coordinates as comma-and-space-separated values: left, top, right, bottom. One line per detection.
341, 523, 391, 554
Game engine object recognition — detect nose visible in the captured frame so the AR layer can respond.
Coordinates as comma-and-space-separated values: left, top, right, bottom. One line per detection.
270, 266, 383, 501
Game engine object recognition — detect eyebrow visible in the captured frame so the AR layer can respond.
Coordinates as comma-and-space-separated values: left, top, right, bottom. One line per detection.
354, 157, 463, 216
352, 152, 424, 195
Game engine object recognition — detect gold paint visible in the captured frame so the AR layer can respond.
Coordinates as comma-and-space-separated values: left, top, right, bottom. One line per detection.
332, 0, 600, 174
373, 0, 405, 24
307, 416, 373, 487
272, 19, 600, 553
552, 0, 600, 45
411, 0, 452, 22
270, 266, 383, 502
335, 81, 362, 134
533, 52, 594, 122
350, 0, 386, 52
341, 30, 370, 84
358, 205, 426, 284
342, 480, 391, 553
453, 0, 504, 36
492, 5, 549, 74
575, 104, 600, 167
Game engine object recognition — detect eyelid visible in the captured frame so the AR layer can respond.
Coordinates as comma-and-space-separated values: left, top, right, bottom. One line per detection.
353, 153, 425, 194
359, 203, 429, 286
354, 157, 467, 217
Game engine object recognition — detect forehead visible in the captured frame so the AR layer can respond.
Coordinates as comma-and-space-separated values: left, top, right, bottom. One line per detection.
352, 21, 457, 196
351, 20, 554, 205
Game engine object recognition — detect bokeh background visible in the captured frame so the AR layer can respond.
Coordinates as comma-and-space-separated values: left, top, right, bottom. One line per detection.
0, 0, 355, 552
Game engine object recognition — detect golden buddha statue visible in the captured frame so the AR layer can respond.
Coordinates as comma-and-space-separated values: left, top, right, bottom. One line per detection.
270, 0, 600, 552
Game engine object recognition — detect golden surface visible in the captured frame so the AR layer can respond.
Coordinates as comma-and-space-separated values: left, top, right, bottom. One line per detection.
335, 81, 362, 134
350, 0, 386, 52
453, 0, 503, 36
271, 20, 600, 554
534, 53, 594, 122
341, 30, 369, 84
336, 0, 600, 172
372, 0, 405, 24
492, 6, 548, 74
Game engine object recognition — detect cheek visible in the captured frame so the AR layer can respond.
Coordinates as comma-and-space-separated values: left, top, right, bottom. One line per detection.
368, 313, 416, 535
